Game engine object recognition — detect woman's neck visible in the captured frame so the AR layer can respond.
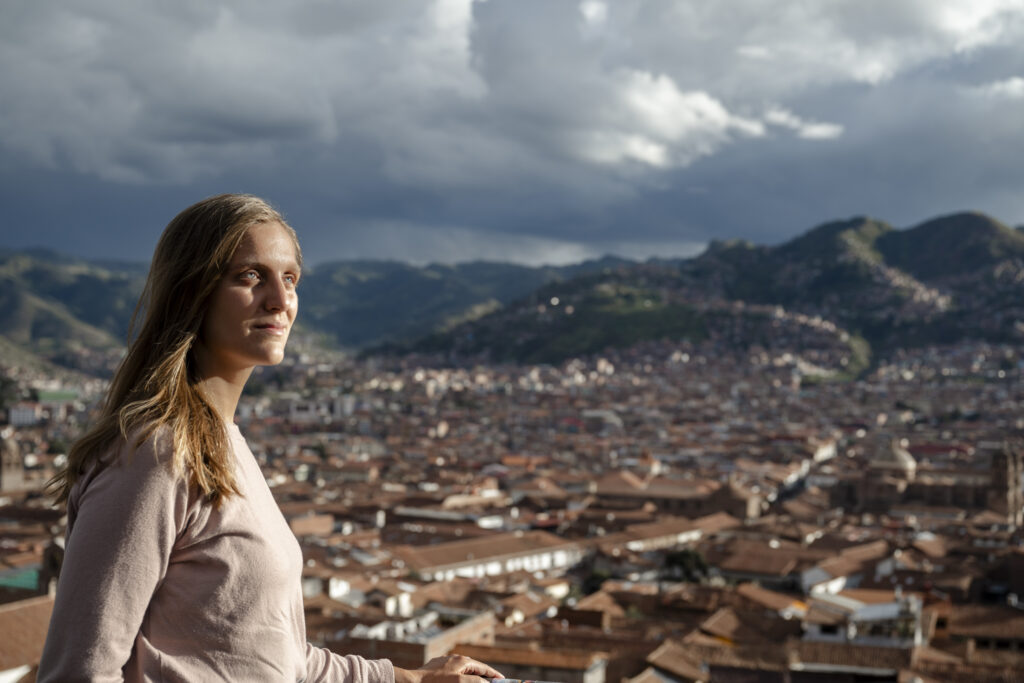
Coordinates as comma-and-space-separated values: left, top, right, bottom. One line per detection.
191, 344, 253, 423
197, 372, 250, 423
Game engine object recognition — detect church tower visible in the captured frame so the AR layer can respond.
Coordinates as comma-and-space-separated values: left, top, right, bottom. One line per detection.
988, 441, 1024, 527
0, 426, 25, 492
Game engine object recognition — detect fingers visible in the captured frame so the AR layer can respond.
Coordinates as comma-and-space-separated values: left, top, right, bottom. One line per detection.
456, 676, 500, 683
454, 657, 503, 680
423, 655, 504, 680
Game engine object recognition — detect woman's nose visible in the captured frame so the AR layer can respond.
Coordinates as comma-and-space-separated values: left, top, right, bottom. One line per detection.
263, 276, 293, 312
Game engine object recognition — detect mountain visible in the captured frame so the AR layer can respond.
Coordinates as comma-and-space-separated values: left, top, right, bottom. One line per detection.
291, 256, 633, 348
401, 211, 1024, 366
878, 212, 1024, 280
0, 249, 633, 375
0, 248, 145, 337
406, 267, 706, 365
0, 250, 144, 374
3, 210, 1022, 377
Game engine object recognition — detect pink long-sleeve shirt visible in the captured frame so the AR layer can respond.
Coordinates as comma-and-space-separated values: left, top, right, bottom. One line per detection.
38, 423, 394, 683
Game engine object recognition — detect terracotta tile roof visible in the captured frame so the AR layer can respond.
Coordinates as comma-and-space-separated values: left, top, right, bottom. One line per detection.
948, 604, 1024, 639
698, 607, 773, 643
601, 580, 660, 596
690, 512, 743, 535
303, 594, 361, 616
970, 510, 1011, 526
647, 639, 708, 681
452, 643, 606, 670
809, 540, 892, 582
595, 471, 647, 492
575, 590, 626, 617
625, 665, 681, 683
803, 604, 847, 626
793, 640, 914, 671
954, 648, 1024, 671
781, 498, 826, 521
679, 631, 790, 671
837, 588, 923, 605
0, 595, 53, 671
410, 577, 477, 609
391, 530, 578, 573
623, 516, 700, 538
911, 536, 951, 559
708, 538, 830, 578
718, 550, 798, 577
705, 606, 802, 643
913, 645, 962, 665
910, 660, 1024, 683
512, 477, 567, 497
499, 591, 558, 619
812, 554, 866, 580
736, 583, 805, 613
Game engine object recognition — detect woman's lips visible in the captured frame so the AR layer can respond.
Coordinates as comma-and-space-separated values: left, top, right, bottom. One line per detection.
254, 323, 287, 335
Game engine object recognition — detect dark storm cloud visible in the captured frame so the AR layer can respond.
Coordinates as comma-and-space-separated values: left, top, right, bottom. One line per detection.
2, 0, 1024, 264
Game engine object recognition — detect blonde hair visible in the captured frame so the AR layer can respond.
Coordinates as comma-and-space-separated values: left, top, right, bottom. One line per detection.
49, 194, 301, 507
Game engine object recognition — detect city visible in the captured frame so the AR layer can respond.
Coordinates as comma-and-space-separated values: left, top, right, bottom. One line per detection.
2, 334, 1022, 681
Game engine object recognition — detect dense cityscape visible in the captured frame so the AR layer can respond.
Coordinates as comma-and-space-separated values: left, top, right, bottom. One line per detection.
2, 332, 1023, 681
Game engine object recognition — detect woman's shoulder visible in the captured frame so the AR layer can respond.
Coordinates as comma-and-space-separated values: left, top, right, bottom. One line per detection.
73, 424, 182, 498
90, 422, 174, 470
66, 422, 197, 532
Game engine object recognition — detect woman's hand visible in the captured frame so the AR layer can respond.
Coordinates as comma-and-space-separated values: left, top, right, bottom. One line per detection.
394, 654, 504, 683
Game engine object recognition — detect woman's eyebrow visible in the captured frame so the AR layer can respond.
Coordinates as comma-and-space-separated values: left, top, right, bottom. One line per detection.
229, 259, 301, 273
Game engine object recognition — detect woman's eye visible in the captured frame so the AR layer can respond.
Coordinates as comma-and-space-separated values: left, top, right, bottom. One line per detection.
241, 270, 260, 283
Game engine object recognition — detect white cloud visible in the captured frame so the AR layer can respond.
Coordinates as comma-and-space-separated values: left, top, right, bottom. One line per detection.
975, 76, 1024, 98
797, 123, 845, 140
764, 106, 844, 140
579, 0, 608, 27
930, 0, 1024, 51
737, 45, 772, 60
573, 70, 764, 169
1, 0, 1019, 186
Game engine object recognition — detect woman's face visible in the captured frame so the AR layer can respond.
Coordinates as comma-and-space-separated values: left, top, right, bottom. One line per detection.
196, 221, 301, 378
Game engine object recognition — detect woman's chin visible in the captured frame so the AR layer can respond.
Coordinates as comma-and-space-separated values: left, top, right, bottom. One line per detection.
260, 351, 287, 367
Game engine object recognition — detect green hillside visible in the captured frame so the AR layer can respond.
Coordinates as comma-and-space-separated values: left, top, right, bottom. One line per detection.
3, 209, 1022, 376
411, 280, 706, 364
300, 257, 632, 348
403, 210, 1024, 366
878, 212, 1024, 280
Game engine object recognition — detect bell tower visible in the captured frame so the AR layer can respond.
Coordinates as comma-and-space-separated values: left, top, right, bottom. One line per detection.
0, 426, 25, 492
988, 441, 1024, 527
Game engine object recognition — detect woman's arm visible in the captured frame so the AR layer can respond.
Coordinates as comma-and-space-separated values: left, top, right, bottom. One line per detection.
37, 437, 190, 682
303, 648, 502, 683
304, 644, 396, 683
395, 655, 504, 683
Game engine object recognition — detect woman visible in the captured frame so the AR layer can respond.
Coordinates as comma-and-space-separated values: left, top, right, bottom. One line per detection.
39, 195, 502, 683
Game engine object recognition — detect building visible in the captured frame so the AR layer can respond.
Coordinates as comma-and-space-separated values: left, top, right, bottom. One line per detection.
0, 429, 24, 493
330, 611, 496, 670
0, 594, 54, 682
454, 643, 608, 683
391, 531, 583, 582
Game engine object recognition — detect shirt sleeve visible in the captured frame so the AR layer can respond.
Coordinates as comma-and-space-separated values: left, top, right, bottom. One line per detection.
304, 643, 395, 683
37, 434, 191, 683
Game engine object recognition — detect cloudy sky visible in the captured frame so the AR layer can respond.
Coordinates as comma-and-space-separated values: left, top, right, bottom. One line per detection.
2, 0, 1024, 266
